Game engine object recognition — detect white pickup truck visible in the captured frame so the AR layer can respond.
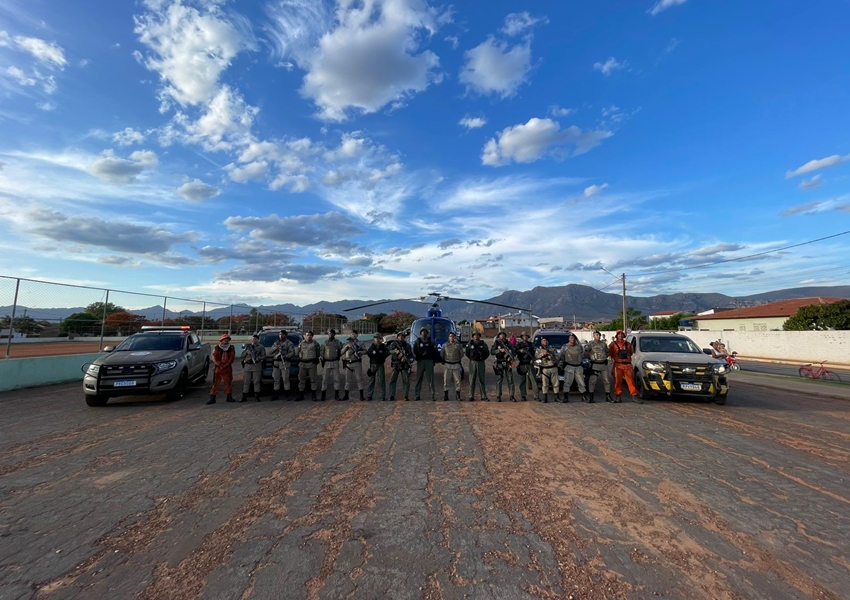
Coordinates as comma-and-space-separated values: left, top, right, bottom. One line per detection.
83, 326, 210, 406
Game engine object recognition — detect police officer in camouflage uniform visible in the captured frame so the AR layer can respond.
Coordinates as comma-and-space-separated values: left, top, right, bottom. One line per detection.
320, 329, 343, 401
586, 330, 613, 403
271, 330, 295, 401
440, 331, 464, 401
240, 334, 266, 402
514, 332, 537, 401
491, 331, 516, 402
297, 331, 321, 401
535, 337, 558, 403
558, 333, 588, 403
413, 328, 437, 401
341, 330, 366, 401
366, 333, 390, 401
388, 331, 413, 401
465, 331, 490, 401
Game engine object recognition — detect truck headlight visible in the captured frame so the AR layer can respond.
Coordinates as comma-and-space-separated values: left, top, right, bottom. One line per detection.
154, 360, 178, 372
713, 364, 727, 374
642, 361, 666, 373
86, 364, 100, 376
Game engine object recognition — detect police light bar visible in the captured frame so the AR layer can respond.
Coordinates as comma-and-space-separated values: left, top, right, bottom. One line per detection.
140, 325, 192, 331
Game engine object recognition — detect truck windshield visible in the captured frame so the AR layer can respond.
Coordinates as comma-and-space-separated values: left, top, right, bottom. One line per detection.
638, 337, 701, 353
117, 335, 185, 352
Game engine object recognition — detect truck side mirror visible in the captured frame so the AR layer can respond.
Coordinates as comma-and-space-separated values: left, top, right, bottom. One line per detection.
102, 345, 114, 352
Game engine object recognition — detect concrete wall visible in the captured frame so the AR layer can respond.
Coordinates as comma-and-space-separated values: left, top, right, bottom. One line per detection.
0, 353, 100, 392
692, 317, 789, 331
587, 330, 850, 368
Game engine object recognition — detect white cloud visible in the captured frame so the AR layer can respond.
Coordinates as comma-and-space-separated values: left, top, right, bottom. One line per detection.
87, 150, 159, 184
113, 127, 147, 146
177, 178, 221, 201
549, 105, 575, 117
134, 0, 252, 107
36, 101, 56, 111
649, 0, 689, 16
0, 31, 10, 47
781, 195, 850, 217
296, 0, 446, 121
786, 153, 850, 178
459, 115, 487, 129
799, 174, 823, 190
500, 12, 547, 37
225, 160, 269, 183
584, 183, 609, 198
12, 35, 67, 68
460, 37, 531, 97
166, 85, 258, 152
593, 56, 626, 76
6, 66, 36, 86
482, 118, 612, 166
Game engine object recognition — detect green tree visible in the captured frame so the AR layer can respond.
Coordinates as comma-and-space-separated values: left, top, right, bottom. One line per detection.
648, 313, 693, 331
1, 314, 43, 335
60, 312, 101, 335
85, 301, 126, 317
380, 311, 417, 333
599, 308, 648, 331
784, 300, 850, 331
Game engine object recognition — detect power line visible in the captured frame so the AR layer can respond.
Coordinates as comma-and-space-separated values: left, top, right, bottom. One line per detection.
630, 230, 850, 277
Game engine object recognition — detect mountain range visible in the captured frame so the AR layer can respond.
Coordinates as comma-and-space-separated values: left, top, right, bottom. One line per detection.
5, 285, 849, 324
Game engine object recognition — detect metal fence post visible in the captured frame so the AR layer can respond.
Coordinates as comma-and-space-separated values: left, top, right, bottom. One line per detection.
201, 302, 206, 339
161, 297, 167, 326
99, 290, 109, 350
229, 305, 233, 334
4, 278, 20, 359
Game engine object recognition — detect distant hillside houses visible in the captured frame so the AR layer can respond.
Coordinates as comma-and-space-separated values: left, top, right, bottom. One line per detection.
692, 297, 844, 331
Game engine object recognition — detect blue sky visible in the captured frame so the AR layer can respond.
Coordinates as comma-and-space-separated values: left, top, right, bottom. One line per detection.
1, 0, 849, 306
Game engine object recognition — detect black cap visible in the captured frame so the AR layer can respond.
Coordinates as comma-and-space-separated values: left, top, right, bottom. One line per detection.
306, 330, 314, 335
397, 332, 406, 337
329, 329, 336, 335
252, 334, 259, 339
374, 333, 382, 339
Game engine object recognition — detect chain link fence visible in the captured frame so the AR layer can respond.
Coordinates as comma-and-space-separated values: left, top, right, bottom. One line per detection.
1, 275, 375, 359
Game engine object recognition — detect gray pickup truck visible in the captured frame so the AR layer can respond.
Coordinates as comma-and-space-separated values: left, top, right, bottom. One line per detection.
83, 326, 210, 406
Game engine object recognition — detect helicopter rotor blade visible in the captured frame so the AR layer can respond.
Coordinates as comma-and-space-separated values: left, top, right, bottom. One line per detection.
343, 299, 403, 311
442, 296, 531, 312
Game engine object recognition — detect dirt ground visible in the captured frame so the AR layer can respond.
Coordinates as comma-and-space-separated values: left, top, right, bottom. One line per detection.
0, 367, 848, 600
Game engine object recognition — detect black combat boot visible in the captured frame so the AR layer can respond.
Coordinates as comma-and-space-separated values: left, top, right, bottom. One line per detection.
520, 396, 526, 401
605, 393, 613, 402
389, 395, 395, 401
321, 390, 326, 401
580, 393, 588, 402
405, 396, 410, 401
632, 395, 643, 404
510, 396, 517, 402
270, 391, 279, 401
297, 390, 304, 401
359, 390, 365, 401
255, 393, 261, 402
342, 390, 349, 401
206, 395, 216, 405
226, 394, 235, 402
238, 395, 247, 403
444, 391, 449, 401
414, 396, 420, 401
455, 390, 462, 401
497, 396, 502, 402
312, 387, 318, 401
587, 393, 595, 404
614, 395, 621, 403
334, 390, 340, 401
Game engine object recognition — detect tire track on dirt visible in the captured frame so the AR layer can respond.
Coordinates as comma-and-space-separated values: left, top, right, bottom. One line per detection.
31, 406, 340, 599
466, 403, 842, 600
135, 403, 368, 600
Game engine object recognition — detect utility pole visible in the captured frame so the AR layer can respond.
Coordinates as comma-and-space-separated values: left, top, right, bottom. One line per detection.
622, 273, 628, 332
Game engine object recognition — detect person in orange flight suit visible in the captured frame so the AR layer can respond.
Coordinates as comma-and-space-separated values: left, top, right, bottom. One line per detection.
207, 333, 236, 404
608, 330, 641, 404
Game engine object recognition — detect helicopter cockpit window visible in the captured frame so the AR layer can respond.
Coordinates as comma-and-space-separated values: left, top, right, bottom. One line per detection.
433, 321, 454, 340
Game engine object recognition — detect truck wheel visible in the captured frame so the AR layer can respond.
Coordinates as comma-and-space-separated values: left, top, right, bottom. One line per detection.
167, 370, 188, 400
636, 371, 652, 400
714, 393, 727, 405
85, 394, 108, 407
195, 358, 210, 383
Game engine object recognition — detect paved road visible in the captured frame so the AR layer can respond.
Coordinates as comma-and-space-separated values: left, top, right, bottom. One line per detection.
1, 370, 848, 600
740, 359, 849, 381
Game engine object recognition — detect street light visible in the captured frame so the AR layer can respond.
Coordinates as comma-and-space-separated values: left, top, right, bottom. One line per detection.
601, 267, 628, 332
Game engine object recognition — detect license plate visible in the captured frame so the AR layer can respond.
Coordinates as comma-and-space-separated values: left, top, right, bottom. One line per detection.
114, 380, 137, 387
680, 383, 701, 391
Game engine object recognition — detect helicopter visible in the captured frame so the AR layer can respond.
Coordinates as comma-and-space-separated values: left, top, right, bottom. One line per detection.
343, 292, 531, 349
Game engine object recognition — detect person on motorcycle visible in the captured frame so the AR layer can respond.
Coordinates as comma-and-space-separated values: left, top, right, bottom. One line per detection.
710, 341, 728, 361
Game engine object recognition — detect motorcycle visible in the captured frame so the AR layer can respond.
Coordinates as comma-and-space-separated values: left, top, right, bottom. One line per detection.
726, 351, 740, 371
